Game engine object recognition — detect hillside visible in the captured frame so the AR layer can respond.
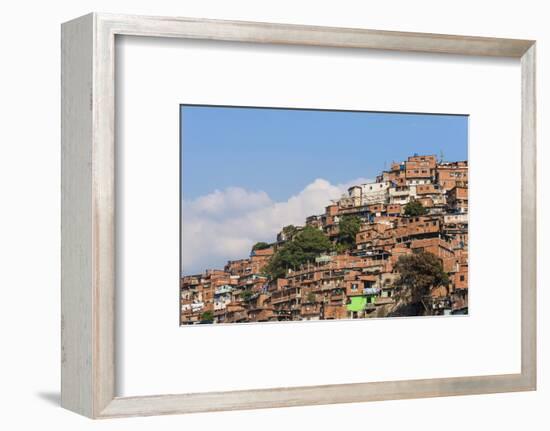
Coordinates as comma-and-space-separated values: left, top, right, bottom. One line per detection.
181, 154, 468, 324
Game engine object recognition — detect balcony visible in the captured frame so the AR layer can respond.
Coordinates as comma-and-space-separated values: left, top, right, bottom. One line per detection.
321, 282, 343, 291
375, 297, 395, 306
190, 302, 204, 311
389, 188, 410, 197
271, 294, 300, 305
228, 311, 248, 321
329, 294, 346, 303
214, 285, 233, 295
364, 287, 381, 295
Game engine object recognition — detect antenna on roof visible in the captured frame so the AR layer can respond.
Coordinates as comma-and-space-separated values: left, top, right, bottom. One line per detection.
439, 150, 445, 163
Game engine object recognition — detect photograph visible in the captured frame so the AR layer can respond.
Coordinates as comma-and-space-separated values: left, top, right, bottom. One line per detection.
180, 106, 469, 324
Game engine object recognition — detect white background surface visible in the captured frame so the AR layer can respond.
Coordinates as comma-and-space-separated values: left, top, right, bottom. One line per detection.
119, 36, 521, 396
0, 0, 548, 429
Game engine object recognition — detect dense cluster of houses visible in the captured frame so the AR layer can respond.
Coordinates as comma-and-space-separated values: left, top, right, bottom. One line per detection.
181, 154, 468, 324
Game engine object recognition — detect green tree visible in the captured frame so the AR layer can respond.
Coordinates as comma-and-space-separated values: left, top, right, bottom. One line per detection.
201, 311, 214, 322
252, 241, 270, 251
403, 199, 428, 216
337, 215, 361, 249
281, 225, 298, 240
241, 289, 254, 301
393, 251, 450, 305
266, 226, 332, 279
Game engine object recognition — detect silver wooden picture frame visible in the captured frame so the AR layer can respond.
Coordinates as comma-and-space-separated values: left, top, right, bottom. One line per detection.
61, 12, 536, 419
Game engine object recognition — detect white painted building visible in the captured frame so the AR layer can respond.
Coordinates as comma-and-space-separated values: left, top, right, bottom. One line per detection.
181, 300, 205, 313
214, 285, 233, 311
406, 178, 432, 186
343, 181, 390, 207
389, 185, 417, 204
444, 214, 468, 224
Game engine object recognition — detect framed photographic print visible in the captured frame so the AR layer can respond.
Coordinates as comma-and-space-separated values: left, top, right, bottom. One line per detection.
61, 13, 536, 418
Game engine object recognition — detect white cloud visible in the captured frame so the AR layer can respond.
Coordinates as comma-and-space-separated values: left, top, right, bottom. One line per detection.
184, 187, 271, 219
181, 177, 371, 274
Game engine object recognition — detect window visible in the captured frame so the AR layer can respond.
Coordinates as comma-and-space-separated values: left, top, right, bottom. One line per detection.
460, 275, 465, 281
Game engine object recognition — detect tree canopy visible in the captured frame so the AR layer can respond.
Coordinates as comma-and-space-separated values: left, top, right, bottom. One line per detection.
403, 199, 428, 216
200, 311, 214, 322
280, 225, 298, 240
265, 226, 333, 279
252, 241, 271, 251
241, 289, 254, 301
393, 251, 449, 304
337, 215, 361, 249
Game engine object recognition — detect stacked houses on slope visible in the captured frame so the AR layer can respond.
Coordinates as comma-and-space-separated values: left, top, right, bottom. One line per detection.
180, 154, 468, 324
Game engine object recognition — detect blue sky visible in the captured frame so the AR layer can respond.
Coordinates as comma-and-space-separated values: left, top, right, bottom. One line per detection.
180, 105, 468, 202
